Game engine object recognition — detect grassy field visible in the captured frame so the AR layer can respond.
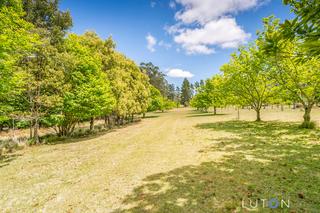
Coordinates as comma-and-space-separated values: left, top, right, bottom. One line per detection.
0, 107, 320, 212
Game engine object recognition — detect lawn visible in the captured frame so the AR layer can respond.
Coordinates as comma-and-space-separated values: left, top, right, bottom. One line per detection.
0, 107, 319, 212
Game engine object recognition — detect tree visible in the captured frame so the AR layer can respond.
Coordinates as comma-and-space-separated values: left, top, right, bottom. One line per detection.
221, 45, 275, 121
147, 86, 164, 112
205, 75, 226, 114
51, 33, 115, 136
180, 78, 192, 107
281, 0, 320, 56
258, 17, 320, 128
258, 16, 320, 128
22, 0, 72, 45
0, 0, 39, 136
107, 52, 150, 125
20, 41, 67, 143
167, 84, 176, 101
190, 75, 226, 114
140, 62, 168, 97
190, 92, 212, 112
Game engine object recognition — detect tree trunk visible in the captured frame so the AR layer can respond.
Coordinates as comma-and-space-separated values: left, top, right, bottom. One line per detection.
104, 115, 109, 128
34, 117, 39, 144
281, 104, 284, 111
29, 121, 33, 139
142, 113, 146, 118
116, 116, 120, 126
213, 106, 217, 115
90, 117, 94, 131
237, 107, 240, 120
255, 109, 261, 122
302, 105, 313, 127
108, 116, 113, 128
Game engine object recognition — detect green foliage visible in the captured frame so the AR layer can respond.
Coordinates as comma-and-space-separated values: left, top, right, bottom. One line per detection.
221, 44, 275, 121
190, 75, 226, 113
107, 52, 150, 117
140, 62, 178, 103
163, 99, 176, 110
190, 92, 212, 112
282, 0, 320, 56
48, 32, 115, 136
148, 86, 164, 112
140, 62, 169, 97
258, 16, 320, 126
0, 1, 39, 129
147, 86, 176, 112
180, 78, 192, 107
22, 0, 72, 45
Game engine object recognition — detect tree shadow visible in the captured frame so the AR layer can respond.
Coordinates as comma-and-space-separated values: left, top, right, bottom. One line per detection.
143, 115, 160, 119
44, 121, 141, 145
187, 113, 226, 117
113, 121, 320, 212
0, 153, 22, 168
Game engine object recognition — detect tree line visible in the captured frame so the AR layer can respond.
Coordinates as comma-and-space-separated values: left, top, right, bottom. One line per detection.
0, 0, 182, 144
191, 0, 320, 128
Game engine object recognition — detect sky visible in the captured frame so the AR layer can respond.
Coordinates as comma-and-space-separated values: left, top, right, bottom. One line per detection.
60, 0, 294, 86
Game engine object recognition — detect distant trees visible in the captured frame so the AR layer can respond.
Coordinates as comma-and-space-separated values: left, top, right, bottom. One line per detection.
140, 62, 180, 111
140, 62, 168, 97
180, 78, 193, 107
190, 75, 225, 114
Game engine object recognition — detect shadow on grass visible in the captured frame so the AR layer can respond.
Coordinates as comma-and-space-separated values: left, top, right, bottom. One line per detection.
0, 153, 22, 168
44, 120, 141, 145
142, 115, 160, 119
113, 121, 320, 212
187, 113, 226, 118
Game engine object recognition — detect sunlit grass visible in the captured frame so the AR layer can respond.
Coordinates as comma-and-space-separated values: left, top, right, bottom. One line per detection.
115, 121, 320, 212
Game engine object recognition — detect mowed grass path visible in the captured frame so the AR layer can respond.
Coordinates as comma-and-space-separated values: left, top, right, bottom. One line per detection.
0, 108, 320, 212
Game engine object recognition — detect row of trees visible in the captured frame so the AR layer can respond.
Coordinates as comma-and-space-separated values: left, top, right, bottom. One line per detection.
191, 0, 320, 128
139, 62, 201, 108
0, 0, 177, 143
190, 76, 225, 114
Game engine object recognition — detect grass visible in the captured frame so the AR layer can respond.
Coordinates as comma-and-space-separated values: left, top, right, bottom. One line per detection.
187, 112, 226, 117
113, 121, 320, 212
0, 108, 319, 212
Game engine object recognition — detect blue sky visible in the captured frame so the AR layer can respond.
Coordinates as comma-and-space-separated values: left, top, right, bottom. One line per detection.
60, 0, 293, 86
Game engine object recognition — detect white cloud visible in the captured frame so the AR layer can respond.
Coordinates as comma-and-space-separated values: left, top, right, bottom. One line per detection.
166, 0, 266, 55
175, 0, 259, 24
167, 68, 194, 78
174, 18, 250, 54
164, 23, 183, 35
146, 34, 157, 52
182, 43, 215, 55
